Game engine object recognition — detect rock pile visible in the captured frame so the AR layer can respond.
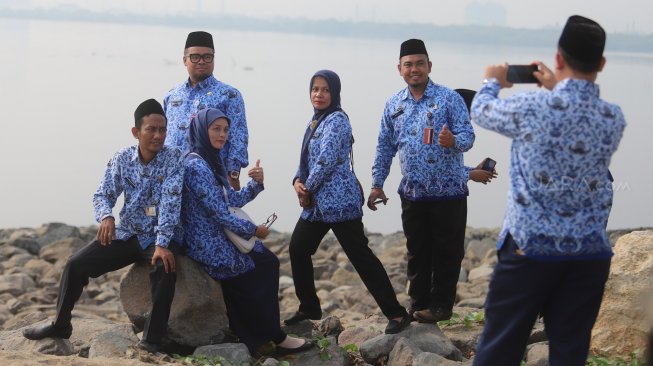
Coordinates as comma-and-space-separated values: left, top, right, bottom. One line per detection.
0, 223, 650, 365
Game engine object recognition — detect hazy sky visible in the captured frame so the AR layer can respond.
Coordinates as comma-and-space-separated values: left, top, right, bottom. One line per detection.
9, 0, 653, 34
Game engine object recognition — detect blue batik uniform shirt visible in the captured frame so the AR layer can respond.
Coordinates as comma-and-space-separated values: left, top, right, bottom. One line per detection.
93, 145, 184, 249
372, 79, 475, 200
471, 79, 626, 260
179, 156, 265, 280
163, 75, 248, 172
294, 111, 364, 223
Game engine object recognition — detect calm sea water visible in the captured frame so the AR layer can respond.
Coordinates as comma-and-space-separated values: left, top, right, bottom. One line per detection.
0, 19, 651, 234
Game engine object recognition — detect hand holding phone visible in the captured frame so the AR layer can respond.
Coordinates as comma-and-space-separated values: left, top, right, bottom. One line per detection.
507, 65, 538, 84
481, 158, 497, 172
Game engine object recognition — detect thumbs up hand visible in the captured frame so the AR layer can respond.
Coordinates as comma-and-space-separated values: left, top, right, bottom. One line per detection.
247, 159, 264, 183
438, 124, 455, 148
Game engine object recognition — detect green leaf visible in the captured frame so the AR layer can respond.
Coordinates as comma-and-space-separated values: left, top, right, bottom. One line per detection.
318, 352, 333, 361
343, 343, 359, 352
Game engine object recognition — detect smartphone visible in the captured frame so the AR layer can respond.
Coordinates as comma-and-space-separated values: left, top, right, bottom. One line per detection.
507, 65, 538, 83
482, 158, 496, 172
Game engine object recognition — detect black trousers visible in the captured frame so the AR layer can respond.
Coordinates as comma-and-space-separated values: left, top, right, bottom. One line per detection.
289, 218, 406, 319
401, 197, 467, 312
221, 247, 286, 353
53, 237, 177, 343
473, 235, 611, 366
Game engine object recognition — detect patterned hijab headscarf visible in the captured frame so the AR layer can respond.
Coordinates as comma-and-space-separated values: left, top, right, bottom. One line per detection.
188, 108, 230, 187
310, 69, 342, 122
298, 70, 344, 182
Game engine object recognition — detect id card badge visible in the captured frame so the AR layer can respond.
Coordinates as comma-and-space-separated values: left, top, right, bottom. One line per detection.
145, 206, 157, 217
423, 127, 434, 144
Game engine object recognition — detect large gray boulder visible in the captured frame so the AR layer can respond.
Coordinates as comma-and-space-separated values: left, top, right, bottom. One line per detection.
88, 323, 139, 358
387, 337, 422, 366
278, 336, 347, 366
39, 237, 87, 264
36, 223, 81, 248
337, 314, 386, 349
360, 323, 462, 364
120, 256, 229, 347
413, 352, 470, 365
591, 230, 653, 358
193, 343, 251, 365
0, 325, 74, 356
0, 273, 36, 297
525, 342, 549, 366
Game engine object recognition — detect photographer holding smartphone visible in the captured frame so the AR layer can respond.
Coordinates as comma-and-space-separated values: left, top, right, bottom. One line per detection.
471, 15, 626, 366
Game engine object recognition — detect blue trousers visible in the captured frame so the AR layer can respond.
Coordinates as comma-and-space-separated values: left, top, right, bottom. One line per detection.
473, 235, 610, 366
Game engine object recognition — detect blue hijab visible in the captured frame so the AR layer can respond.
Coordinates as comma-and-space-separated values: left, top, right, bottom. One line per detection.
188, 108, 230, 187
298, 70, 344, 182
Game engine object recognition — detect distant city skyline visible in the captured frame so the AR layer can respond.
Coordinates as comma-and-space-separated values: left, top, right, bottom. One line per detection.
1, 0, 651, 34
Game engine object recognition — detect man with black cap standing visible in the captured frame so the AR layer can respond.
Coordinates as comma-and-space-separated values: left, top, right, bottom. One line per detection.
368, 39, 475, 323
164, 31, 248, 190
23, 99, 183, 354
471, 15, 626, 365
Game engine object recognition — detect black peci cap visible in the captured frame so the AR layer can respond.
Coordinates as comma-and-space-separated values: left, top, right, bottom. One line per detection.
558, 15, 606, 70
134, 98, 165, 123
400, 39, 428, 59
185, 31, 214, 49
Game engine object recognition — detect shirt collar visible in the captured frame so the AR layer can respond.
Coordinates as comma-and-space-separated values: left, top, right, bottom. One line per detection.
129, 145, 140, 162
554, 78, 600, 98
400, 78, 436, 101
184, 74, 218, 90
130, 145, 164, 165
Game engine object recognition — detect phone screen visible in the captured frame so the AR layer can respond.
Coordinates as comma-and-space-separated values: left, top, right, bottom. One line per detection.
507, 65, 538, 84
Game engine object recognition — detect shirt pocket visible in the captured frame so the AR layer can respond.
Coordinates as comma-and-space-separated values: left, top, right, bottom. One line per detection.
169, 98, 183, 107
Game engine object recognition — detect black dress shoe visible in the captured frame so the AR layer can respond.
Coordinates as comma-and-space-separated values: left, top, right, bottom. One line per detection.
385, 313, 412, 334
276, 339, 315, 356
413, 307, 453, 323
23, 322, 73, 340
136, 339, 163, 354
283, 311, 321, 325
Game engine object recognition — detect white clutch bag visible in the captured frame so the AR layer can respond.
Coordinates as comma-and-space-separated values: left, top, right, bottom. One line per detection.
224, 206, 257, 254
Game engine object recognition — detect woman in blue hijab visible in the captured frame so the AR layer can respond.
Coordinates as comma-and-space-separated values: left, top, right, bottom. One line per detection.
180, 108, 313, 355
285, 70, 412, 334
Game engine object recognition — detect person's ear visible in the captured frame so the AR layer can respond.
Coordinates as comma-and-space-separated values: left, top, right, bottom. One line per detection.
597, 56, 606, 72
555, 51, 564, 71
131, 127, 139, 139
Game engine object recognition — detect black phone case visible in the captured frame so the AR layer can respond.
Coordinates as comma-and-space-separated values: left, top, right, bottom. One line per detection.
482, 158, 496, 172
507, 65, 538, 83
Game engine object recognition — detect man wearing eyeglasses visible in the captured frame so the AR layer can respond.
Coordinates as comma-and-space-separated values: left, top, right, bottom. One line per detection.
163, 31, 248, 190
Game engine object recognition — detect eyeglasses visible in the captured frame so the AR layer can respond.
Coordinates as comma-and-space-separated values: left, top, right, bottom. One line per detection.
264, 213, 277, 229
187, 53, 215, 63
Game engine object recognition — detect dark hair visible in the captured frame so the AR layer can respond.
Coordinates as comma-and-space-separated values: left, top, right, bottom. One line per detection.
135, 114, 166, 129
559, 47, 601, 74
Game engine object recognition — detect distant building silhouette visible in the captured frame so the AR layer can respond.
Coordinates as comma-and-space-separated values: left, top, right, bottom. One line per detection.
464, 1, 506, 27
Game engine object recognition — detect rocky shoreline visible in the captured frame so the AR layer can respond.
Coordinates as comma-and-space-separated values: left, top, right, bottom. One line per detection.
0, 223, 651, 365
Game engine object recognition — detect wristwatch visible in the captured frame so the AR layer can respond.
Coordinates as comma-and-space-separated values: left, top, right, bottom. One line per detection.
483, 77, 499, 85
229, 170, 240, 179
